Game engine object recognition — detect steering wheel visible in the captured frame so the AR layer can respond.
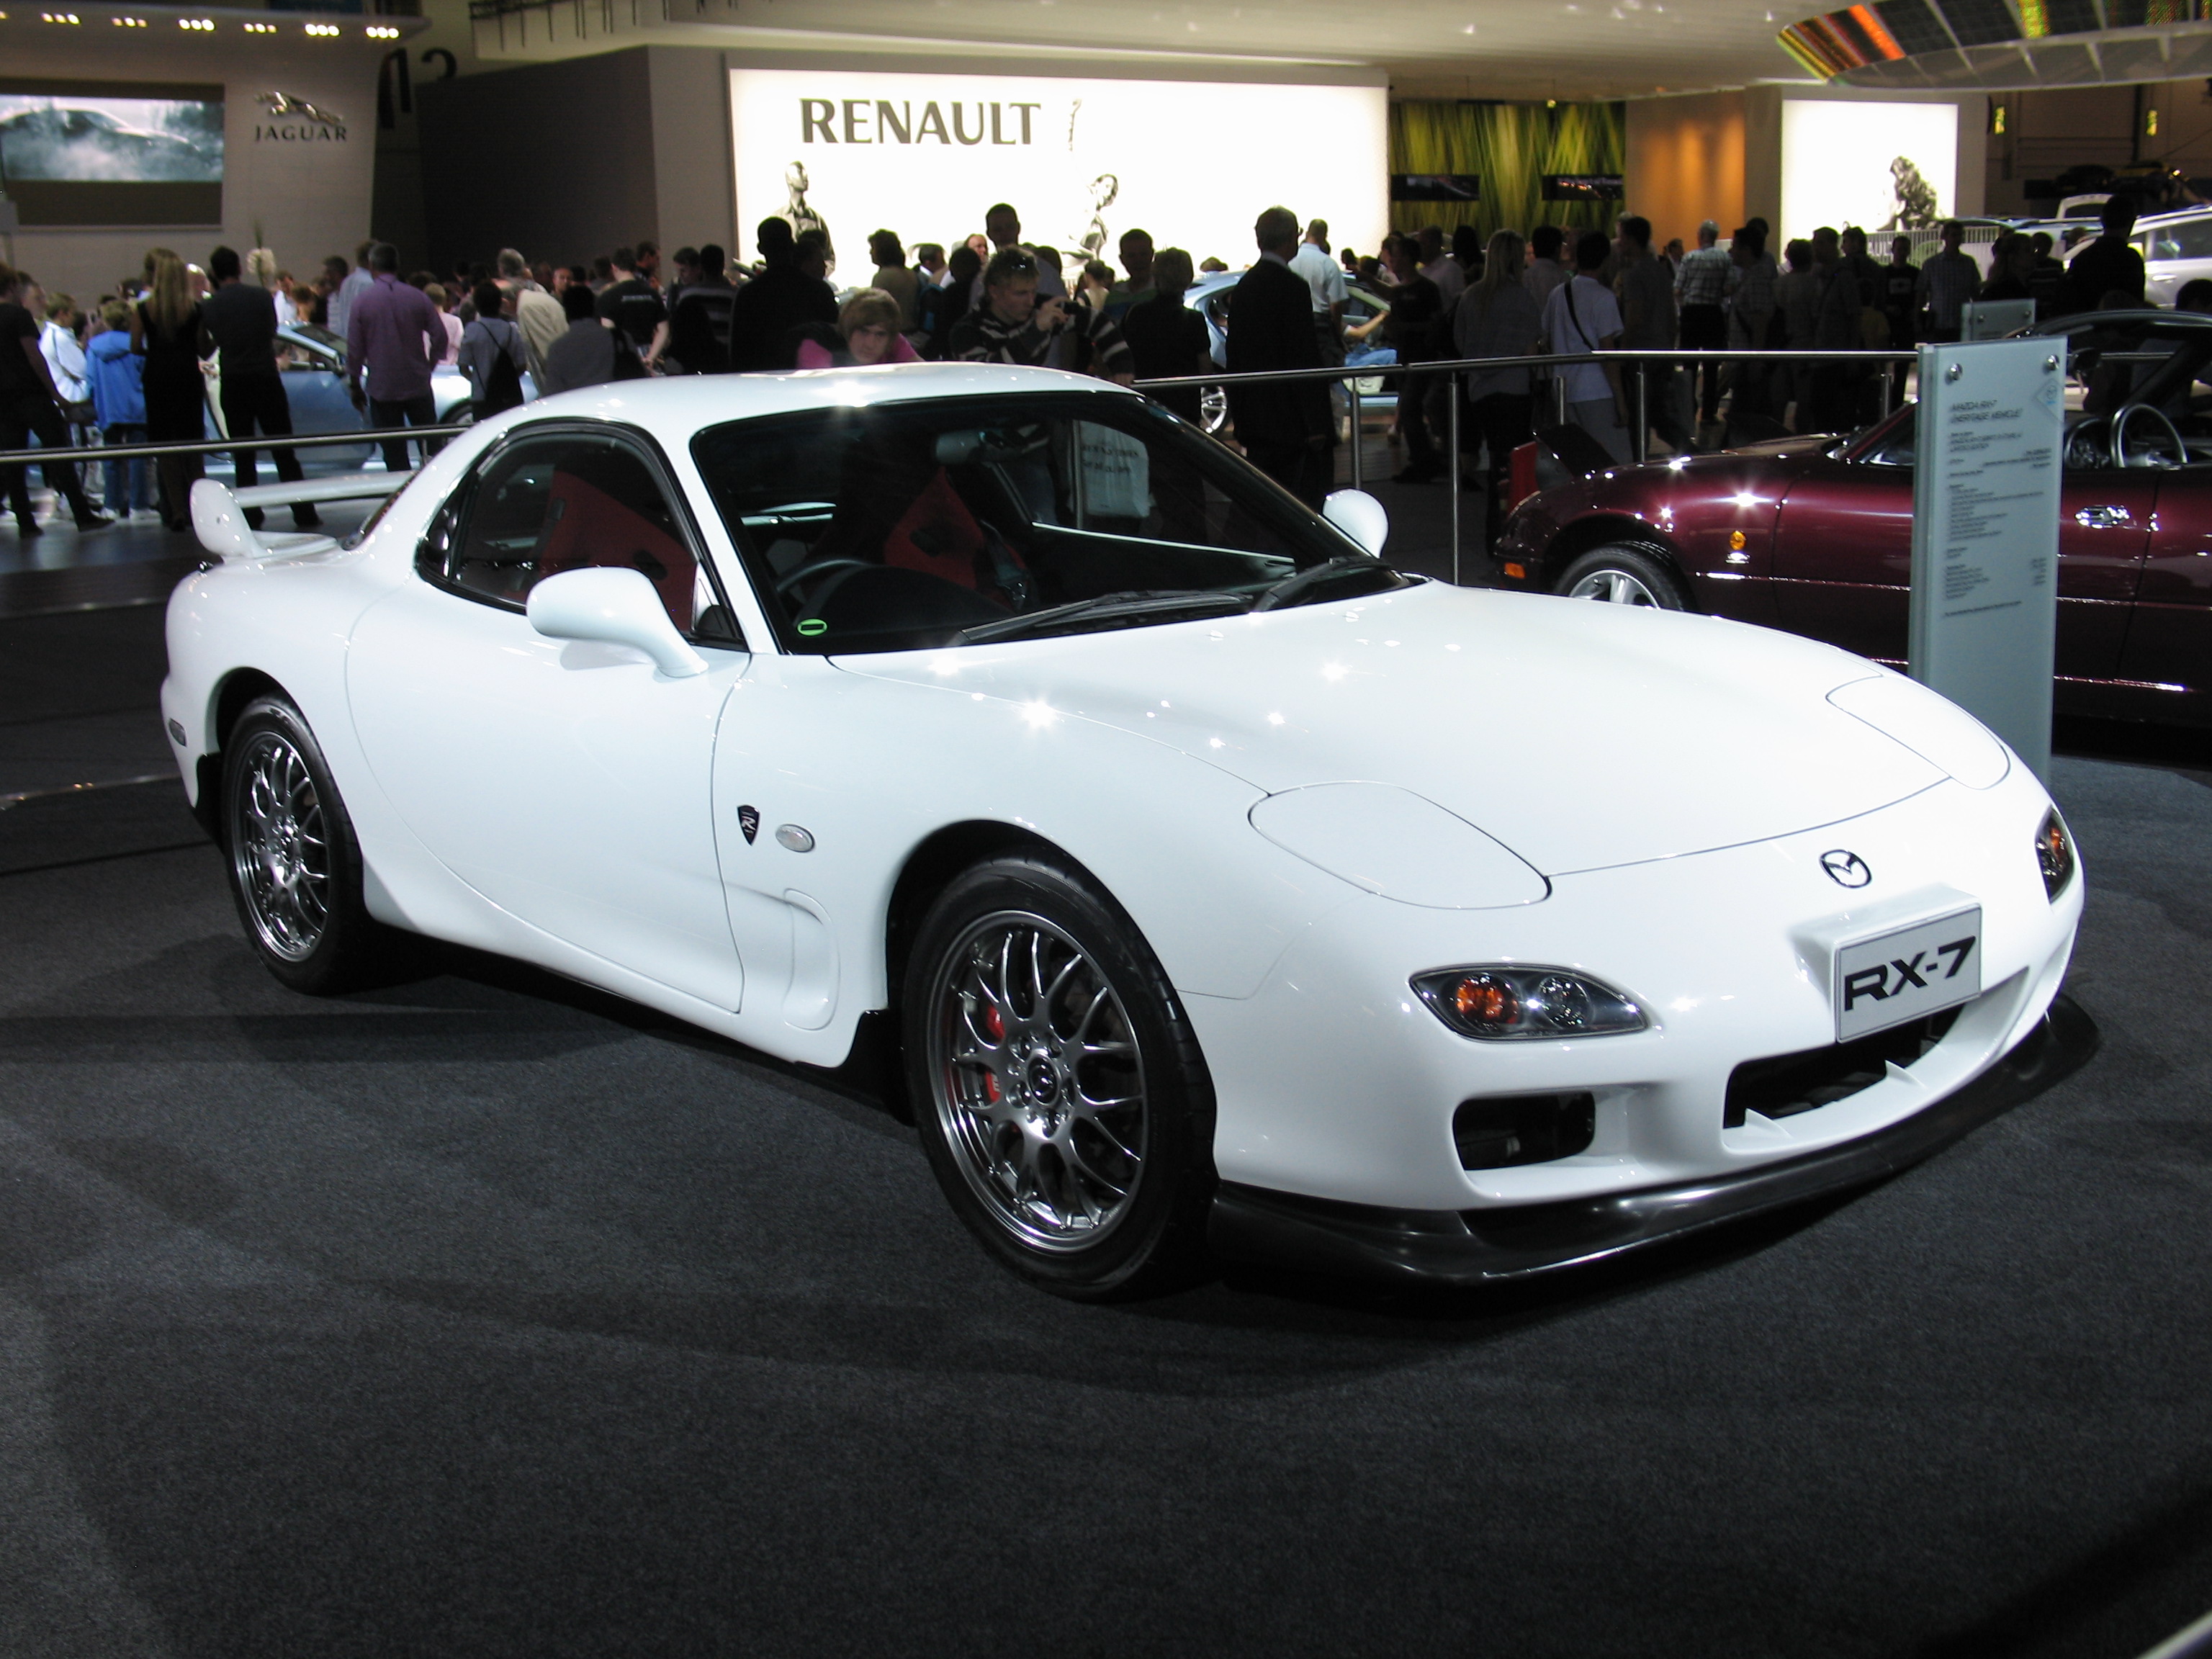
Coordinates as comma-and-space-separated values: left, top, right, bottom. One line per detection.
774, 557, 877, 598
2113, 402, 2186, 469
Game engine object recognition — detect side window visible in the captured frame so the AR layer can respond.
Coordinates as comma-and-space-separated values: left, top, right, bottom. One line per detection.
418, 432, 737, 642
2176, 219, 2212, 261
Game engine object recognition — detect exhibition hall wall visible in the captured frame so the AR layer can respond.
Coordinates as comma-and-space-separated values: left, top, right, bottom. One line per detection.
1624, 91, 1747, 252
0, 23, 403, 306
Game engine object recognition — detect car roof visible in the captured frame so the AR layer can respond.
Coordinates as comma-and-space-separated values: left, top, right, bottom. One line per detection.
515, 362, 1146, 439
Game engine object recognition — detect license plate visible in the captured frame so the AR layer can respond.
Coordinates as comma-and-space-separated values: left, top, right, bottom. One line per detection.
1834, 907, 1982, 1041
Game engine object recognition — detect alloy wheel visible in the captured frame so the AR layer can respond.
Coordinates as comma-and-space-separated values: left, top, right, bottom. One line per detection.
927, 911, 1148, 1252
1566, 567, 1665, 606
231, 729, 332, 962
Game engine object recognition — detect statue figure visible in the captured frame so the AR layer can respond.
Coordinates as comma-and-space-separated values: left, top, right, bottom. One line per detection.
1887, 156, 1940, 230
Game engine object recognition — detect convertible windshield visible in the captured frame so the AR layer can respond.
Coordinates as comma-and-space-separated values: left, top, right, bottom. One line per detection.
691, 393, 1401, 655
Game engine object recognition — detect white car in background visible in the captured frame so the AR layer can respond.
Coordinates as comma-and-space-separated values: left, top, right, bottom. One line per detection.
161, 366, 2085, 1298
2130, 206, 2212, 307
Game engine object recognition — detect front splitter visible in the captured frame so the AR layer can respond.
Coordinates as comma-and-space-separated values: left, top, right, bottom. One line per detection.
1207, 994, 2099, 1287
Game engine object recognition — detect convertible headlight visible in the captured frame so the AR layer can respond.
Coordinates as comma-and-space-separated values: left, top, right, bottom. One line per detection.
1413, 966, 1647, 1041
2036, 806, 2076, 900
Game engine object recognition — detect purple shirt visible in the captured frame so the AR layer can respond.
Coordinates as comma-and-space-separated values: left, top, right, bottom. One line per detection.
346, 271, 442, 402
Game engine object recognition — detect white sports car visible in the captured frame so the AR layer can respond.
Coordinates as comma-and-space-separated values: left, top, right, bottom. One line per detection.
161, 365, 2086, 1298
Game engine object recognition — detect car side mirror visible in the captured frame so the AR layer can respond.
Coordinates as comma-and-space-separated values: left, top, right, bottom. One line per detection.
526, 567, 709, 678
1321, 488, 1389, 557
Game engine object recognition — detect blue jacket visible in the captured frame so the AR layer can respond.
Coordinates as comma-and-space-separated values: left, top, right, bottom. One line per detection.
85, 330, 147, 428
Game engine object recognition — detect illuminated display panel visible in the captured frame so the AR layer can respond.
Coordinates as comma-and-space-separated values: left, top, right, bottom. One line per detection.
0, 79, 224, 225
1780, 98, 1957, 242
727, 68, 1388, 276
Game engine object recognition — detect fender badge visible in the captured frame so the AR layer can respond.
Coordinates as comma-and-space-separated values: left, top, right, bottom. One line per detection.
1820, 850, 1872, 889
737, 804, 760, 844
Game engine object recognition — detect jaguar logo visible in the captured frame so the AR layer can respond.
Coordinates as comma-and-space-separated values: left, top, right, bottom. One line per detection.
1820, 850, 1872, 889
258, 92, 345, 127
737, 804, 760, 845
254, 93, 348, 145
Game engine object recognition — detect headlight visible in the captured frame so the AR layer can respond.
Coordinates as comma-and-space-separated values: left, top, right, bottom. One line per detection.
1413, 966, 1647, 1040
2036, 806, 2076, 899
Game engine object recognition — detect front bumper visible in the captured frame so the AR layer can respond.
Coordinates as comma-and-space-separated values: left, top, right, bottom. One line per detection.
1208, 994, 2096, 1285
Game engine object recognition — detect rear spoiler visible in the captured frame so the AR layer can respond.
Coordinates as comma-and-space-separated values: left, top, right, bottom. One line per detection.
189, 471, 407, 565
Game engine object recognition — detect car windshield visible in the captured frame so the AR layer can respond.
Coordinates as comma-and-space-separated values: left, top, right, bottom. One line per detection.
691, 392, 1400, 655
287, 322, 347, 356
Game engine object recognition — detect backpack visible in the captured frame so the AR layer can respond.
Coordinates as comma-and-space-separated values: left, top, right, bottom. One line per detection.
481, 320, 525, 413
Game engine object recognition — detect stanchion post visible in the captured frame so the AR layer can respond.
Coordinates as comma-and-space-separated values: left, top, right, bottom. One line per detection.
1348, 377, 1362, 493
1448, 382, 1462, 587
1631, 361, 1649, 464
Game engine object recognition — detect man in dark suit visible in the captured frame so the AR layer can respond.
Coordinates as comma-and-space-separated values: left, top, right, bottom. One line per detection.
1227, 205, 1335, 507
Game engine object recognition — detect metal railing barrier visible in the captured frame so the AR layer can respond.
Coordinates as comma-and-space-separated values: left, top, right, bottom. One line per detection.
4, 347, 1931, 587
1136, 346, 1918, 584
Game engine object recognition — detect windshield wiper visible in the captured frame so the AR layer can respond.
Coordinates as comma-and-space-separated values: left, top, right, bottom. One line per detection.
1250, 554, 1410, 612
957, 590, 1249, 645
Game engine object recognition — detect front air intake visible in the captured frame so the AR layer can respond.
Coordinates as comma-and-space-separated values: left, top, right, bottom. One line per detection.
1724, 1010, 1961, 1129
1454, 1092, 1597, 1169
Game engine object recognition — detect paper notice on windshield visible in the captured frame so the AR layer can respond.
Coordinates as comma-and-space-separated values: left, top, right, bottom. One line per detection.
1909, 336, 2064, 783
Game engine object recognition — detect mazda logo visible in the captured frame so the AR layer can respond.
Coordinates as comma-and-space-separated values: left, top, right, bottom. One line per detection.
1820, 850, 1872, 889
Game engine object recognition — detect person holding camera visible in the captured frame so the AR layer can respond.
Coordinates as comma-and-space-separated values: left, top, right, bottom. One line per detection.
945, 247, 1133, 382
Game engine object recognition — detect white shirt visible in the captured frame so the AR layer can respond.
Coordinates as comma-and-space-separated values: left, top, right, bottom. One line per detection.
1421, 255, 1467, 307
1539, 274, 1622, 405
40, 321, 89, 403
1288, 241, 1347, 316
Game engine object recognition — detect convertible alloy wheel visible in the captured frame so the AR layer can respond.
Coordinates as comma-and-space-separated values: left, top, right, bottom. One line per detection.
1555, 544, 1689, 611
232, 727, 331, 962
929, 911, 1148, 1251
222, 696, 391, 994
907, 855, 1215, 1298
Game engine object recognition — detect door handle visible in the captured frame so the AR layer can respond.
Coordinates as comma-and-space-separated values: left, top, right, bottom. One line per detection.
2075, 504, 2133, 528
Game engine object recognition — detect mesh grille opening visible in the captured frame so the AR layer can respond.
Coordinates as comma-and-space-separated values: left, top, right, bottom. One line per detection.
1724, 1009, 1961, 1130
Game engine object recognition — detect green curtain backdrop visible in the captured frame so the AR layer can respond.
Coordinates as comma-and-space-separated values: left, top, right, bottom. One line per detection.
1388, 101, 1627, 247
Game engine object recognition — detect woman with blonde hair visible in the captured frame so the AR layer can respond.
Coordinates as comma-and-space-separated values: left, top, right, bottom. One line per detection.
131, 248, 207, 531
1453, 228, 1543, 549
793, 288, 920, 368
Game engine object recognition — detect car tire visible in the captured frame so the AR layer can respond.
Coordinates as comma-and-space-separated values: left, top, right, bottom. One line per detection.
1553, 544, 1691, 611
221, 696, 390, 995
904, 853, 1217, 1300
1200, 385, 1228, 435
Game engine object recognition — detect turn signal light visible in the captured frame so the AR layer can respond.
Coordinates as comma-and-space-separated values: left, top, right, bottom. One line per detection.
1729, 529, 1747, 551
1501, 561, 1526, 580
1413, 966, 1647, 1041
2036, 806, 2075, 899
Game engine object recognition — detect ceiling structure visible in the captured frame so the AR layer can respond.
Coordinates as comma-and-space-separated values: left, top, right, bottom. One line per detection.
1779, 0, 2212, 86
467, 0, 1825, 100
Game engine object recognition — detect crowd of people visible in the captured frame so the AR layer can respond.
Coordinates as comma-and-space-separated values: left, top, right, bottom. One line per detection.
0, 189, 2175, 546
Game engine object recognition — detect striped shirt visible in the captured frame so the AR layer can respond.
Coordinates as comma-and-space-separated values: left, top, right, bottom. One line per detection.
1916, 251, 1981, 331
1676, 245, 1735, 308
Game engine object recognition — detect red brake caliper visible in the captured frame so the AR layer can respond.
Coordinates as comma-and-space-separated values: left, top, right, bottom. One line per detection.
981, 1003, 1004, 1100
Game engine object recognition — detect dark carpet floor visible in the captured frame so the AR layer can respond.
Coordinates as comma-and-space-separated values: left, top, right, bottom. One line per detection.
1, 608, 2209, 1659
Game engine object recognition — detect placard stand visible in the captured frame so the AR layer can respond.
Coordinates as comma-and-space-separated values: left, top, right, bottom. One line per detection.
1907, 337, 2066, 783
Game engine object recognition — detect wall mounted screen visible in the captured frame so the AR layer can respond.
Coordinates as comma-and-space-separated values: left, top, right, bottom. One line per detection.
0, 80, 225, 226
1780, 99, 1956, 243
727, 68, 1388, 275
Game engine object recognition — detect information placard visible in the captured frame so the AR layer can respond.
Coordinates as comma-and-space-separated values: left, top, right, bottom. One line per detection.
1908, 336, 2066, 782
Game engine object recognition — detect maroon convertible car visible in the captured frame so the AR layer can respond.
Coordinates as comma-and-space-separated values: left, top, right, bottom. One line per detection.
1491, 310, 2212, 729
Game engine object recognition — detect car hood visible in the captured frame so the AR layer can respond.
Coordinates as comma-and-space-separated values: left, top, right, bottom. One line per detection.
840, 582, 1949, 876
